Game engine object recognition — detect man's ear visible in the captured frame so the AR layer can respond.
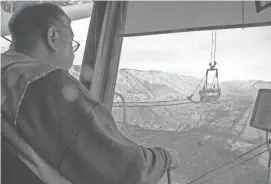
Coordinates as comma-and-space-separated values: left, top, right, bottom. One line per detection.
46, 27, 58, 51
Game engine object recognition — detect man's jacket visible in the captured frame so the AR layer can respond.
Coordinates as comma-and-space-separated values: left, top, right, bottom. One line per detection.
1, 50, 172, 184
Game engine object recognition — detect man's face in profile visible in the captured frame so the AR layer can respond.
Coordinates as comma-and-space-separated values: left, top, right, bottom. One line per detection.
52, 16, 75, 69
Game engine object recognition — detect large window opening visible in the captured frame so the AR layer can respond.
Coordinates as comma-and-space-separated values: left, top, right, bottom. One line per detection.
113, 26, 271, 184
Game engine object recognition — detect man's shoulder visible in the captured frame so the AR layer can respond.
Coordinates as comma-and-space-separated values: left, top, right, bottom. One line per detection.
1, 50, 59, 82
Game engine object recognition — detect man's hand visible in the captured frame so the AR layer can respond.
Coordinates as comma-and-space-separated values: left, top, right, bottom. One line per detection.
167, 148, 180, 170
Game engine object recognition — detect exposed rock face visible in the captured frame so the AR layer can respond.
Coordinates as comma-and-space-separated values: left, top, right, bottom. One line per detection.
112, 69, 270, 137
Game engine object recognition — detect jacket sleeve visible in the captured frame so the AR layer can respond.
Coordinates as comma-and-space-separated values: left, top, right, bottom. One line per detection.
17, 69, 172, 184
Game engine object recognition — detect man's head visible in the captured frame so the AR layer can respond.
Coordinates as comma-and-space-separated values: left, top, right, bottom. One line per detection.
8, 3, 77, 69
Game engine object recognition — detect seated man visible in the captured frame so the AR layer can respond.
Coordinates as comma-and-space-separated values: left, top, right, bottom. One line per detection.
1, 2, 180, 184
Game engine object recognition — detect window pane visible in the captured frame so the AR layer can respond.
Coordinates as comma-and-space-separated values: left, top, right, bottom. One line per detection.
113, 26, 271, 184
69, 17, 91, 79
1, 35, 11, 53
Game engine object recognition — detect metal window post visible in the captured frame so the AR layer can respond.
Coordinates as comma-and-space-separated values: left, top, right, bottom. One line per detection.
79, 1, 107, 90
90, 1, 128, 110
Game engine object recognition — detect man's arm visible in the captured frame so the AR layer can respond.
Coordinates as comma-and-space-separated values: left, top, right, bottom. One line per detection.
17, 69, 174, 184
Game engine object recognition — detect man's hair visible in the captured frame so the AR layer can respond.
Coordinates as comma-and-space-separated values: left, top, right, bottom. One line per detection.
8, 2, 69, 49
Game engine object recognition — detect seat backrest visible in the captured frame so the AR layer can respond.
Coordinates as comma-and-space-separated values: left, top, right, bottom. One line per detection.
2, 137, 45, 184
1, 118, 73, 184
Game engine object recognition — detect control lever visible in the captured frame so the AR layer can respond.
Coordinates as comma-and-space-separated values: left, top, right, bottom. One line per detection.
167, 169, 172, 184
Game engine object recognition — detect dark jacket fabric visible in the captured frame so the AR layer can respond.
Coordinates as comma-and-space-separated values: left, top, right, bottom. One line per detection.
1, 50, 172, 184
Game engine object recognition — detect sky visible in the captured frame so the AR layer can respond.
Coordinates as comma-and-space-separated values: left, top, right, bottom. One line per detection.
1, 18, 270, 82
71, 18, 271, 82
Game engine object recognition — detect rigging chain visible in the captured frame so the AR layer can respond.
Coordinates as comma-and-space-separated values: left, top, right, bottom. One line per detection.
210, 73, 217, 88
187, 75, 206, 103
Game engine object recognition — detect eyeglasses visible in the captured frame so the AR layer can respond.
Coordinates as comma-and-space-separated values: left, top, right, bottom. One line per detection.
72, 40, 80, 52
2, 35, 80, 53
54, 28, 79, 52
2, 36, 11, 42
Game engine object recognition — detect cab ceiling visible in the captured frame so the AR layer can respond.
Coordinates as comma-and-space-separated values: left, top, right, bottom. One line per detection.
122, 1, 271, 37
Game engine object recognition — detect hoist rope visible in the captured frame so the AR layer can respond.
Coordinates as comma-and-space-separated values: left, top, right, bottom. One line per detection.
210, 30, 214, 63
210, 11, 215, 64
266, 132, 271, 184
187, 142, 267, 184
209, 30, 217, 65
197, 148, 270, 184
213, 31, 217, 62
114, 99, 188, 104
242, 0, 245, 26
113, 101, 192, 107
267, 166, 271, 184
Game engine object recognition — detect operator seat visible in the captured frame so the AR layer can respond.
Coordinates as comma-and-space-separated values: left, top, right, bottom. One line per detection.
1, 116, 72, 184
2, 137, 45, 184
